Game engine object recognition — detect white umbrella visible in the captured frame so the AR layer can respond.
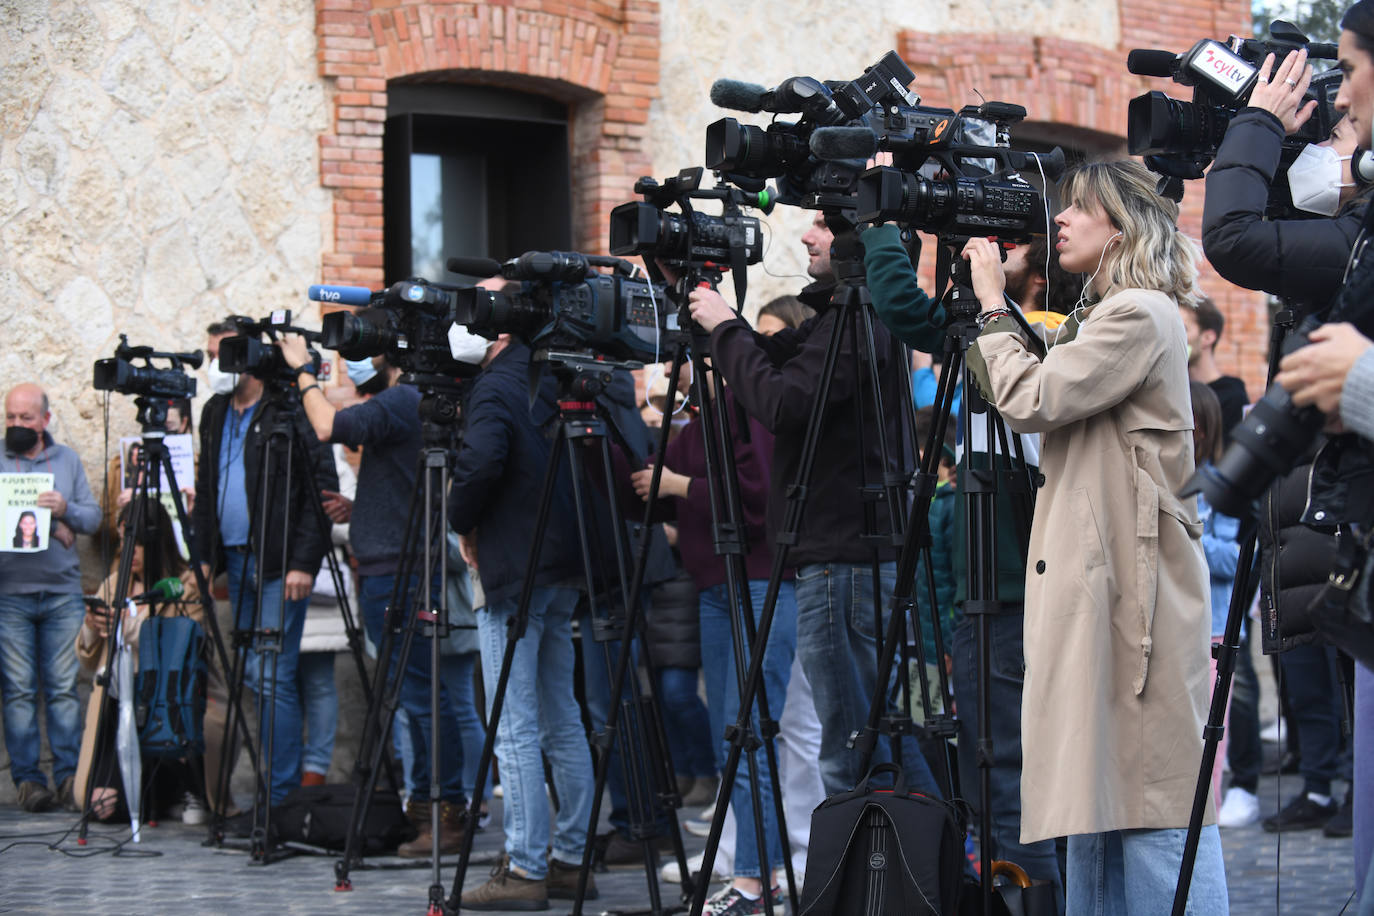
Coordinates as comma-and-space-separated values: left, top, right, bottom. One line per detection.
113, 600, 141, 843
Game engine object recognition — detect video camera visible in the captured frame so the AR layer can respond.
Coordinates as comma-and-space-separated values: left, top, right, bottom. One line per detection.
93, 335, 201, 400
219, 310, 324, 384
1127, 20, 1341, 201
314, 279, 478, 381
450, 251, 678, 364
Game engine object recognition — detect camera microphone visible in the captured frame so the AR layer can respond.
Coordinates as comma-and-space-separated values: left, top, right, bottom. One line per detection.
810, 126, 879, 161
308, 284, 372, 306
446, 256, 504, 278
1126, 48, 1181, 77
710, 78, 771, 113
128, 577, 185, 604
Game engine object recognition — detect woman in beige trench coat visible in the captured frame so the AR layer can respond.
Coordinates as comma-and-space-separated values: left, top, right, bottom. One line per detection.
963, 159, 1227, 915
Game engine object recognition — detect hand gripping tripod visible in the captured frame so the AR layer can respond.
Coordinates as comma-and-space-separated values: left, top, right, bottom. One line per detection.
443, 351, 691, 916
333, 377, 466, 906
207, 379, 374, 863
78, 395, 248, 845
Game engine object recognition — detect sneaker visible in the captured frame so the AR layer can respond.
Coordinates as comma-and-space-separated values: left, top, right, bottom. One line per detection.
546, 855, 598, 901
1323, 794, 1354, 838
681, 775, 720, 808
397, 800, 467, 858
300, 770, 327, 788
684, 817, 713, 838
181, 792, 208, 826
461, 854, 549, 911
1259, 718, 1286, 743
16, 781, 54, 813
601, 830, 673, 865
702, 884, 775, 916
1262, 793, 1338, 833
57, 776, 79, 813
660, 851, 730, 884
1217, 787, 1260, 828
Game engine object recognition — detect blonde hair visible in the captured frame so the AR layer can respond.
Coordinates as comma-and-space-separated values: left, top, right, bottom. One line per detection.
1061, 159, 1201, 308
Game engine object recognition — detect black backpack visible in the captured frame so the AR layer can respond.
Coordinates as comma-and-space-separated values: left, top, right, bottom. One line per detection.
274, 784, 417, 853
135, 615, 206, 757
800, 763, 963, 916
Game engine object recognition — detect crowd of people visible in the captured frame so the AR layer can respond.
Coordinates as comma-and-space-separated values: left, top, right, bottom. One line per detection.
7, 5, 1374, 916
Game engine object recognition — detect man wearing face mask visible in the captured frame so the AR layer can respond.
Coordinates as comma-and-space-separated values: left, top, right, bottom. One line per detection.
273, 321, 488, 857
193, 319, 338, 807
0, 383, 100, 813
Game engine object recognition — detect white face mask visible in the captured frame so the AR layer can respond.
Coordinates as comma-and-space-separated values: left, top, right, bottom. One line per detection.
1287, 143, 1354, 216
206, 358, 238, 396
447, 324, 491, 366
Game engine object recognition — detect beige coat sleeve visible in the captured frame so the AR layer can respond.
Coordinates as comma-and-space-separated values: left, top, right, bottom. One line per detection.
971, 293, 1166, 434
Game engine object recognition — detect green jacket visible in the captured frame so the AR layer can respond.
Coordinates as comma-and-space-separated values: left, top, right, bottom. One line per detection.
914, 479, 957, 662
862, 223, 1033, 609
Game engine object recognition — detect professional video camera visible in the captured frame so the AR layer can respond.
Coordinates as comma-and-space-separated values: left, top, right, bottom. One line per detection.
93, 335, 200, 399
219, 310, 324, 383
315, 278, 478, 381
1126, 20, 1341, 196
449, 251, 678, 364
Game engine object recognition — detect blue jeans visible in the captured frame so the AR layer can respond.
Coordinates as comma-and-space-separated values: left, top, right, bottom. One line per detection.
393, 653, 488, 802
1065, 826, 1227, 916
793, 562, 940, 797
225, 551, 308, 804
359, 572, 465, 804
0, 592, 85, 787
952, 614, 1064, 905
1356, 662, 1372, 904
297, 652, 337, 776
699, 579, 796, 879
479, 587, 592, 878
656, 666, 716, 781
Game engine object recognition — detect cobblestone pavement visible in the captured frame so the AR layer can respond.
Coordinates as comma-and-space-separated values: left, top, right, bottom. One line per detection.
0, 766, 1361, 915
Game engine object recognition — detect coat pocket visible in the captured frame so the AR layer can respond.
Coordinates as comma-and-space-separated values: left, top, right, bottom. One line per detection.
1069, 487, 1107, 572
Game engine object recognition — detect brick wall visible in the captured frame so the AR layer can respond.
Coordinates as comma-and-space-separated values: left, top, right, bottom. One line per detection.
900, 0, 1269, 399
314, 0, 660, 287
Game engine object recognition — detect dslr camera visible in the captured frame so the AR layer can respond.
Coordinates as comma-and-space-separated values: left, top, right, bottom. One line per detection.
316, 279, 478, 382
93, 334, 200, 400
1127, 20, 1341, 200
220, 311, 324, 383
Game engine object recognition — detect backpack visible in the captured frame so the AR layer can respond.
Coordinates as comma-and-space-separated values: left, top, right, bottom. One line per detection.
135, 615, 207, 757
274, 784, 416, 853
800, 763, 963, 916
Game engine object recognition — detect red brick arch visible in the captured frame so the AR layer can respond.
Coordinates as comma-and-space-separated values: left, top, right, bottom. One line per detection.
315, 0, 660, 288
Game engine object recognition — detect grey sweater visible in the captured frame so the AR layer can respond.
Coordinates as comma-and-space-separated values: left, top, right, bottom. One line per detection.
0, 432, 100, 595
1342, 347, 1374, 442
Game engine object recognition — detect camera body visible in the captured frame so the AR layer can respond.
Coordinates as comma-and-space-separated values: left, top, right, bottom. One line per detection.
452, 252, 679, 364
320, 280, 477, 380
220, 311, 324, 383
93, 335, 201, 400
1127, 20, 1341, 204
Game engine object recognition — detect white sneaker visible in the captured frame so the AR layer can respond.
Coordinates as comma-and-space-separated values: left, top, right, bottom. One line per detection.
659, 851, 730, 883
684, 818, 713, 838
181, 792, 208, 826
1217, 787, 1260, 828
1259, 718, 1286, 744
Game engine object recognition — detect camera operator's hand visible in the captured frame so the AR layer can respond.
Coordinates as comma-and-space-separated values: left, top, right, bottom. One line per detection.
1275, 322, 1374, 414
961, 237, 1007, 313
283, 569, 313, 602
688, 287, 737, 333
865, 151, 894, 170
276, 333, 313, 372
1249, 50, 1317, 134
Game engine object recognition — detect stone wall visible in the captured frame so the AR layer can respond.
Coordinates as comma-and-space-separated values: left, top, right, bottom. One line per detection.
0, 0, 332, 546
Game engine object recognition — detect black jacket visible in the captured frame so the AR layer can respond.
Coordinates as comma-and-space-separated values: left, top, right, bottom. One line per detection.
709, 282, 908, 567
1258, 455, 1338, 653
1202, 108, 1368, 313
194, 392, 338, 581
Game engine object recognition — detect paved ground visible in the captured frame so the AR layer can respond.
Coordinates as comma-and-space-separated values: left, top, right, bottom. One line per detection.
0, 761, 1361, 915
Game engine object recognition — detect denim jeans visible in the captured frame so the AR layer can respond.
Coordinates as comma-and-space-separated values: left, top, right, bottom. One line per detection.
479, 586, 592, 878
952, 614, 1064, 904
1280, 643, 1344, 796
359, 572, 465, 804
1355, 662, 1372, 904
1065, 826, 1227, 916
297, 652, 337, 776
225, 551, 308, 804
393, 652, 488, 802
793, 562, 940, 798
655, 666, 716, 781
699, 579, 795, 879
0, 592, 85, 787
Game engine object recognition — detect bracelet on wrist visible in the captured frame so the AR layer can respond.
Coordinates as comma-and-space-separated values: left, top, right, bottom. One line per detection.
299, 382, 321, 397
976, 308, 1012, 330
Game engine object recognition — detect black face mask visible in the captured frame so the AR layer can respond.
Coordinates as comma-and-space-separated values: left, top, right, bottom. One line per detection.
5, 426, 39, 454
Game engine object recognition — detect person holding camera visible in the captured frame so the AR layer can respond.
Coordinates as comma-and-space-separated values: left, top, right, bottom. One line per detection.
1202, 44, 1367, 837
687, 213, 942, 803
193, 324, 337, 806
961, 159, 1226, 912
276, 330, 473, 857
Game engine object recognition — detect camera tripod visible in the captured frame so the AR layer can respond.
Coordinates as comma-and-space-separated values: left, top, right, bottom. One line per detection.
442, 351, 692, 916
688, 218, 947, 916
332, 377, 469, 907
207, 378, 375, 864
853, 244, 1039, 916
78, 395, 250, 844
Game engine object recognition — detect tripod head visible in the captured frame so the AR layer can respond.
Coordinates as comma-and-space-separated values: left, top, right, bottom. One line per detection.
406, 372, 468, 449
132, 396, 173, 436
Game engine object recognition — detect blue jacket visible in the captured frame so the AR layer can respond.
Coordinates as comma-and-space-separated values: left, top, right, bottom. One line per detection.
1196, 486, 1240, 640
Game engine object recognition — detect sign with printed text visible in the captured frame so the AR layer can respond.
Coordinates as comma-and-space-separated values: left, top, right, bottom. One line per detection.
0, 472, 54, 553
117, 434, 194, 496
1187, 40, 1256, 97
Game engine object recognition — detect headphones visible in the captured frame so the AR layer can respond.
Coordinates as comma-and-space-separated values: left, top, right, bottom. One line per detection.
1355, 147, 1374, 186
